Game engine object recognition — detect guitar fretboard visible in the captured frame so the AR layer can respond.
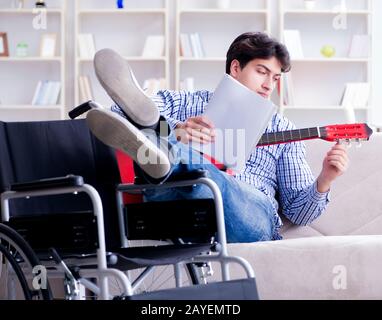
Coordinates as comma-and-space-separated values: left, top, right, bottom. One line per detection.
257, 127, 321, 147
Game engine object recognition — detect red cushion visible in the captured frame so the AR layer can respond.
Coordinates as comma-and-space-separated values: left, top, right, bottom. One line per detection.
115, 150, 143, 204
115, 150, 234, 204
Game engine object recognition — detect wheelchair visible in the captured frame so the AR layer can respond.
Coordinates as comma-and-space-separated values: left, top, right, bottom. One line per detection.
0, 103, 258, 300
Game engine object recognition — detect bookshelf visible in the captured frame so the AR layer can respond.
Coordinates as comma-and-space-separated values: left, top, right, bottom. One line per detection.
74, 0, 170, 108
0, 0, 66, 121
175, 0, 271, 91
278, 0, 373, 127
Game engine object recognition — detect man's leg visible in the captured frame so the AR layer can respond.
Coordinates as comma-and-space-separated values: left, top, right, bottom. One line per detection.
142, 134, 276, 243
88, 48, 276, 243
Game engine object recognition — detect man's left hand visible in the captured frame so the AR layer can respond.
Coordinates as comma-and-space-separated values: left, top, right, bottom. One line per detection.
317, 143, 349, 193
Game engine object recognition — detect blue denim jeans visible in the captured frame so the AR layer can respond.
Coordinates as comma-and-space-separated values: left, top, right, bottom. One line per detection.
139, 133, 276, 243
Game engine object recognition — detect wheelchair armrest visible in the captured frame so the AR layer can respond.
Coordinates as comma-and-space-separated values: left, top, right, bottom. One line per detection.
133, 169, 207, 185
68, 101, 92, 119
10, 175, 84, 192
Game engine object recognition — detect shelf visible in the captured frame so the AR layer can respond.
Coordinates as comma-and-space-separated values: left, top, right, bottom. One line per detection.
78, 9, 166, 15
0, 8, 63, 14
283, 10, 371, 15
78, 56, 167, 62
179, 57, 226, 62
179, 9, 267, 14
0, 105, 62, 110
0, 57, 63, 62
282, 106, 369, 110
291, 58, 370, 63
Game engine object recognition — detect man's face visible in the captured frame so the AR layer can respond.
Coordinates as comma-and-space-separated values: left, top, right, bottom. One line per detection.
229, 57, 282, 99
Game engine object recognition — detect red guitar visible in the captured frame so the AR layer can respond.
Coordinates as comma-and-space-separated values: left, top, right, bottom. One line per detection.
256, 123, 373, 147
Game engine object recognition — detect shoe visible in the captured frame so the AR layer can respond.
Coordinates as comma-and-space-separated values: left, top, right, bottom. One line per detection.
94, 48, 159, 128
86, 108, 170, 179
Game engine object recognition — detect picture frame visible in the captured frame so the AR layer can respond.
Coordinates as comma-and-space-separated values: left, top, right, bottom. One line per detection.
0, 32, 9, 57
40, 33, 57, 57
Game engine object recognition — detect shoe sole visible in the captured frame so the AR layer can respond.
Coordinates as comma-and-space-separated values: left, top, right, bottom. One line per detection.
86, 109, 170, 179
94, 48, 159, 128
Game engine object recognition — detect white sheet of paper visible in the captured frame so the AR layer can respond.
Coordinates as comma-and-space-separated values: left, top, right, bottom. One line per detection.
191, 74, 276, 171
0, 39, 4, 52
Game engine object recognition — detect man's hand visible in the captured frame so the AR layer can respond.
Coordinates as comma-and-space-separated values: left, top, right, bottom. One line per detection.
175, 116, 216, 144
317, 143, 349, 193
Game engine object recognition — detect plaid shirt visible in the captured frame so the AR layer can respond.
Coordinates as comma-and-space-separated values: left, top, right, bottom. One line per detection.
111, 90, 330, 236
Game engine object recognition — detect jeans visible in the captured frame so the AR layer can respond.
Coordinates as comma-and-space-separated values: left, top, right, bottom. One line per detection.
138, 132, 276, 243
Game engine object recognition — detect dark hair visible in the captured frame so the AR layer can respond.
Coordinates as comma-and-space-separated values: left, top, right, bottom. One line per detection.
225, 32, 291, 74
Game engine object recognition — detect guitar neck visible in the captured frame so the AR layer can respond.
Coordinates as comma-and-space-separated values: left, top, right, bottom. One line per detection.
257, 127, 324, 147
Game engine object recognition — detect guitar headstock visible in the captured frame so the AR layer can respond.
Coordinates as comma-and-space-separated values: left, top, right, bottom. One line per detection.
320, 123, 373, 145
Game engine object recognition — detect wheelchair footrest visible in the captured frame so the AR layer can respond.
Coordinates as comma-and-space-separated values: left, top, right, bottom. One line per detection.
108, 243, 213, 270
125, 278, 259, 300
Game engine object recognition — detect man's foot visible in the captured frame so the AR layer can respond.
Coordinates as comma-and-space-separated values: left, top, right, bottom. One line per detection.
86, 108, 170, 179
94, 48, 159, 128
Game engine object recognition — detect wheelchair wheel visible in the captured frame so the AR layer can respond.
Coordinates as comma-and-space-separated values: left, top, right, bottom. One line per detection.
0, 223, 52, 300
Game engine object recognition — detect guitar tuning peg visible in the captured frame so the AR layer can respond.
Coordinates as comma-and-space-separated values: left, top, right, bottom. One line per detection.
339, 139, 352, 148
355, 138, 362, 148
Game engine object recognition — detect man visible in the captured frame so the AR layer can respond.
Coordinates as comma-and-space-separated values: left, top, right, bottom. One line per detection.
87, 32, 349, 243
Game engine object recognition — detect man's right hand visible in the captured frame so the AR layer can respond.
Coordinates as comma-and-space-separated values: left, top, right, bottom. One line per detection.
175, 116, 216, 144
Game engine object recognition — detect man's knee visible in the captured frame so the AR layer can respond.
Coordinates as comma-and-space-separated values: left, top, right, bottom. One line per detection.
225, 209, 274, 243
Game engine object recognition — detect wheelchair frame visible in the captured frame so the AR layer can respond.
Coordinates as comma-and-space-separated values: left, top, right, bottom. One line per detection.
1, 176, 255, 300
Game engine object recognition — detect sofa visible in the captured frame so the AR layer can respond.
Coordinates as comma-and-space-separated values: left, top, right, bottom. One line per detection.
223, 132, 382, 299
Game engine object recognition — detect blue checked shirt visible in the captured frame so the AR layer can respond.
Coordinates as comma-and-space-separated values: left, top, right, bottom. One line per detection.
111, 90, 330, 237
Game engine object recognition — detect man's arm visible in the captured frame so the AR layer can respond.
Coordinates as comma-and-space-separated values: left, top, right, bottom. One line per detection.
316, 143, 349, 192
276, 141, 331, 226
152, 90, 211, 129
153, 90, 215, 144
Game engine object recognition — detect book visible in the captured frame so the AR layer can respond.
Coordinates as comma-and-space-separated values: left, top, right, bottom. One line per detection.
189, 33, 205, 58
179, 33, 192, 57
282, 72, 294, 106
142, 35, 165, 57
40, 33, 57, 57
340, 82, 371, 122
79, 76, 93, 102
78, 34, 96, 59
348, 34, 370, 58
283, 30, 304, 59
31, 81, 43, 105
180, 77, 195, 91
47, 81, 61, 105
35, 80, 49, 105
31, 80, 61, 105
341, 82, 370, 108
143, 78, 167, 96
194, 33, 205, 57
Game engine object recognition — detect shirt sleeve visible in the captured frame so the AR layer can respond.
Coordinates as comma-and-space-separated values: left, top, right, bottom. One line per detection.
152, 90, 211, 130
276, 140, 330, 226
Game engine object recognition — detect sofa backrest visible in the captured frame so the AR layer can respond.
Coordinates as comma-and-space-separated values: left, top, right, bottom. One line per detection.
280, 132, 382, 238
